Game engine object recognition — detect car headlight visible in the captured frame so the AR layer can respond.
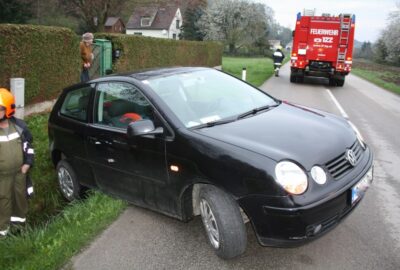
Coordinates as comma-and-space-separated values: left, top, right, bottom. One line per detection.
275, 161, 308, 195
348, 121, 366, 149
311, 166, 327, 185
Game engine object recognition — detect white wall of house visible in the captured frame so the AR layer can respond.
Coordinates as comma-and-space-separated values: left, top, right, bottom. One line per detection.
126, 8, 182, 39
126, 29, 167, 38
168, 8, 182, 39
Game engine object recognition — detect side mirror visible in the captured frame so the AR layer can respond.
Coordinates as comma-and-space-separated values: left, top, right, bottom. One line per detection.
127, 120, 163, 137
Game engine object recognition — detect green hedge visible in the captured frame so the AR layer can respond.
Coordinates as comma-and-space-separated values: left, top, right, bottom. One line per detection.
95, 33, 223, 73
0, 24, 80, 104
0, 25, 223, 105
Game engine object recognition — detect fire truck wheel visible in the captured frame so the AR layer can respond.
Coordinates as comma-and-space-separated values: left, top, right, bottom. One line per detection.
329, 78, 337, 86
290, 74, 296, 83
296, 76, 304, 83
336, 78, 345, 87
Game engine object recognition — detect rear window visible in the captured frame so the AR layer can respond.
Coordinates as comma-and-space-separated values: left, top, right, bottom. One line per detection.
60, 86, 92, 122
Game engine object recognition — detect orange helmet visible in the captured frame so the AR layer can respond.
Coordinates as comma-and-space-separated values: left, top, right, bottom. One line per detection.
0, 88, 16, 118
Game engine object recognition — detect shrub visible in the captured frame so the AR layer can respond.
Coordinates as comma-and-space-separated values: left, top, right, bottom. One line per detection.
0, 25, 223, 105
95, 33, 223, 73
0, 24, 80, 104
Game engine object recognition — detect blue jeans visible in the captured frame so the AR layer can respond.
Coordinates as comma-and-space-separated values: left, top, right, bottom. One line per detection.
80, 69, 90, 83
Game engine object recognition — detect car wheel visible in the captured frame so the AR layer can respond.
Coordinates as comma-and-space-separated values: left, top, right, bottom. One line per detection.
199, 186, 247, 259
56, 160, 83, 201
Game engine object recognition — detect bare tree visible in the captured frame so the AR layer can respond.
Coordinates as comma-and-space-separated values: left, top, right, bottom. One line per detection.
64, 0, 128, 32
380, 2, 400, 64
197, 0, 270, 54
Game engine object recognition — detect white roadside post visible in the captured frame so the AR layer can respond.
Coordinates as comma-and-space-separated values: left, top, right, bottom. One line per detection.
242, 68, 247, 81
10, 78, 25, 119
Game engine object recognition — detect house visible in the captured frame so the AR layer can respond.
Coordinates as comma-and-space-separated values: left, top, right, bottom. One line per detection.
126, 6, 182, 39
104, 17, 125, 33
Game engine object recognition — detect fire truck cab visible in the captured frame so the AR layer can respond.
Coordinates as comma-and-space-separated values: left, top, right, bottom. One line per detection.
290, 11, 355, 87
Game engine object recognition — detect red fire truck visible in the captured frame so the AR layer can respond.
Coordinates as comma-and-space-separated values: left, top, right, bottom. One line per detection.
290, 12, 355, 86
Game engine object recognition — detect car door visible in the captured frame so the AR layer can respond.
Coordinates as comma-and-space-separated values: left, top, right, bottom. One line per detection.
51, 84, 96, 187
86, 81, 170, 209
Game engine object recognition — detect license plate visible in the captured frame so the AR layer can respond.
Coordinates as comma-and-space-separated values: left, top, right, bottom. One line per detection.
351, 185, 362, 204
351, 171, 372, 205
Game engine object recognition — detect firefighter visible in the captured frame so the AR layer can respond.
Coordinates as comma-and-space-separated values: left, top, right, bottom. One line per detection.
272, 46, 285, 76
0, 88, 34, 237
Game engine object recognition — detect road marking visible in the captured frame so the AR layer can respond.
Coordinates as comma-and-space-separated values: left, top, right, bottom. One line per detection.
326, 89, 349, 119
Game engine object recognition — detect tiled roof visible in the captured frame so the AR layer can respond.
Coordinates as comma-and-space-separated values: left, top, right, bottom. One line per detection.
105, 17, 122, 27
127, 6, 179, 29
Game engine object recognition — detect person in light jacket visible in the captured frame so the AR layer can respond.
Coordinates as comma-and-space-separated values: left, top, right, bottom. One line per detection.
80, 32, 94, 82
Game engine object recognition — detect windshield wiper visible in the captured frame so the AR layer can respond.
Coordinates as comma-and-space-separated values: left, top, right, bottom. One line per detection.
192, 118, 237, 129
237, 104, 277, 120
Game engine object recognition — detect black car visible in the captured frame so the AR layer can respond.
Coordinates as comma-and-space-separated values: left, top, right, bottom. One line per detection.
48, 67, 373, 259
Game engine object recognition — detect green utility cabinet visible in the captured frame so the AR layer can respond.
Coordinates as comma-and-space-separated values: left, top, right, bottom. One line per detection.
94, 39, 112, 76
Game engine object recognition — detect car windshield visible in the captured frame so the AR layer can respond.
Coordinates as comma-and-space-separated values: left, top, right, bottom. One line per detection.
144, 69, 278, 128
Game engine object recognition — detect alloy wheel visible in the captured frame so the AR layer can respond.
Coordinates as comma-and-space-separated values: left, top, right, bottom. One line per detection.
200, 199, 220, 249
58, 167, 74, 199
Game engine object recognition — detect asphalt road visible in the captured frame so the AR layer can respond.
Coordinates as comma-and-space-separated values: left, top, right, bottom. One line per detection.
68, 64, 400, 270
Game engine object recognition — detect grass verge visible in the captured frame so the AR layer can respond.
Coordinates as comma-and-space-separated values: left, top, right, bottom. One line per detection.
1, 192, 126, 270
352, 59, 400, 95
0, 113, 127, 270
222, 57, 274, 87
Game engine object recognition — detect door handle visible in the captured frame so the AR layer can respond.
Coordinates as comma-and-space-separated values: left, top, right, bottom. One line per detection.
88, 136, 113, 146
88, 136, 101, 145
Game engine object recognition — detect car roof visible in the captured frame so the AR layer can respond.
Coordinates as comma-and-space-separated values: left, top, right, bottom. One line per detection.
91, 67, 211, 82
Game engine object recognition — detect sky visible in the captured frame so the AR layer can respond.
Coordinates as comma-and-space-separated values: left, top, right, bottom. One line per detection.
258, 0, 398, 42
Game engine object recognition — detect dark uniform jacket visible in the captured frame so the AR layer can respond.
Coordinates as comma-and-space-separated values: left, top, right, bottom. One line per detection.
273, 49, 285, 63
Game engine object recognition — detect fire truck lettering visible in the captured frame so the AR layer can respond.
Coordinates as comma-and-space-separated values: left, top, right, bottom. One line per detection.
322, 37, 333, 43
310, 29, 339, 36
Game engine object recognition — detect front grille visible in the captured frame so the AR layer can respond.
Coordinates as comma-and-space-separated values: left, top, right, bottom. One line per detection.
325, 140, 364, 179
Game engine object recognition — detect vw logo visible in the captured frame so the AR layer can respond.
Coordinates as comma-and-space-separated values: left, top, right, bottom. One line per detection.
345, 149, 357, 166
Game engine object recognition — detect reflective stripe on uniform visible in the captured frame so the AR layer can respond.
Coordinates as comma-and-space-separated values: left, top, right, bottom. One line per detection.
27, 187, 34, 195
0, 132, 20, 142
0, 229, 9, 236
27, 148, 34, 154
273, 51, 283, 57
23, 142, 28, 151
10, 217, 26, 223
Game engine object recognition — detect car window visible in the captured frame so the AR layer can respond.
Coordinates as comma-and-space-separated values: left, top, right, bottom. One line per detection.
94, 82, 154, 129
60, 86, 91, 122
145, 69, 276, 128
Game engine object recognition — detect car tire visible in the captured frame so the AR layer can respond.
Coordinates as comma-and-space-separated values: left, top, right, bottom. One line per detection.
56, 160, 83, 202
199, 186, 247, 259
